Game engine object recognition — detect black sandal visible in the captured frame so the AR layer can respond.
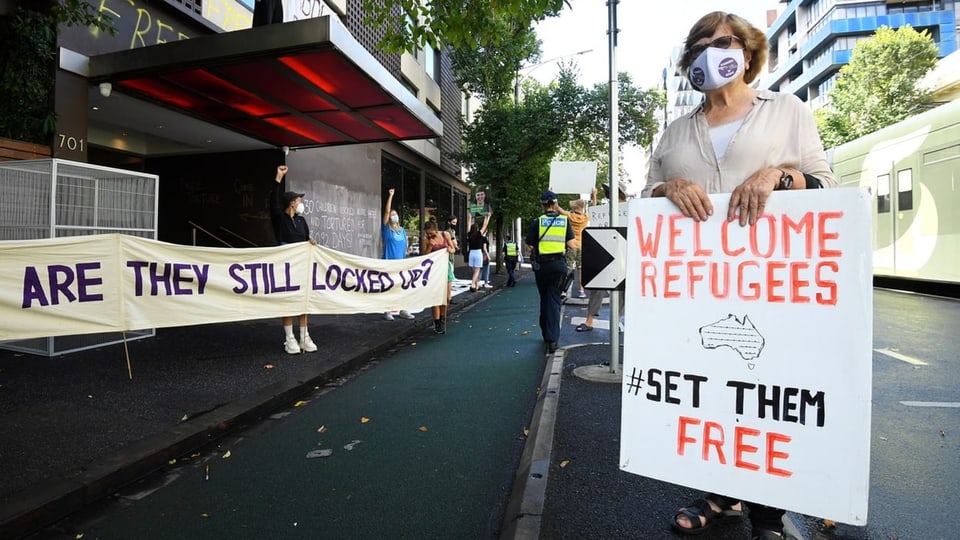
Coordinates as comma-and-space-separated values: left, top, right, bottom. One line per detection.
670, 497, 743, 535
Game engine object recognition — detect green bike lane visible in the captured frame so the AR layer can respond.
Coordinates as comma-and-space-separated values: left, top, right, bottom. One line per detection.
67, 282, 547, 540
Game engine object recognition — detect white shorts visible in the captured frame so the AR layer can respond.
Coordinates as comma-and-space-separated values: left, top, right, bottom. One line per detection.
468, 249, 484, 268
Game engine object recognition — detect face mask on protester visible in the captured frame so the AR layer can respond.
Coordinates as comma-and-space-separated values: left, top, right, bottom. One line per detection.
295, 202, 305, 215
390, 215, 399, 224
689, 47, 745, 91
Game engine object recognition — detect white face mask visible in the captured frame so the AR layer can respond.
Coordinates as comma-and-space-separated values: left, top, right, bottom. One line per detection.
295, 202, 305, 215
689, 47, 745, 91
390, 215, 399, 224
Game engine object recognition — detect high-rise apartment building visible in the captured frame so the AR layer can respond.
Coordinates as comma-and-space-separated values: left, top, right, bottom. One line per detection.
763, 0, 958, 109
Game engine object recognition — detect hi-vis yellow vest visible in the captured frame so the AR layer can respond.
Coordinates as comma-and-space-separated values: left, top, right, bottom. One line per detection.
537, 214, 568, 255
505, 242, 519, 257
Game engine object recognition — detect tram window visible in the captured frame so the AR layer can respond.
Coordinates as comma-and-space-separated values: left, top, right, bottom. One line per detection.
877, 174, 890, 214
897, 169, 914, 211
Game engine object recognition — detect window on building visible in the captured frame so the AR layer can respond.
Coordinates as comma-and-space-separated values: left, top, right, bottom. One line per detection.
382, 153, 424, 248
400, 75, 418, 98
424, 47, 440, 81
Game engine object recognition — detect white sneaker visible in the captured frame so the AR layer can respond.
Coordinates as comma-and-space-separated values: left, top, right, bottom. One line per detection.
397, 310, 415, 320
482, 283, 492, 289
383, 312, 395, 321
300, 335, 317, 353
284, 336, 301, 354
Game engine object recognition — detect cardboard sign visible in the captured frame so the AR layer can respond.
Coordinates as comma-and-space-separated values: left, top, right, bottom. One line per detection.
549, 161, 597, 194
620, 188, 873, 525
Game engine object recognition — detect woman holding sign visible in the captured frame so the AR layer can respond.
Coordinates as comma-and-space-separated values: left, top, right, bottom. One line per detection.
643, 11, 836, 540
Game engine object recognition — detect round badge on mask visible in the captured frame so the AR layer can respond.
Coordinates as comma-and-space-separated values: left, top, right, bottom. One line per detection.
689, 48, 745, 91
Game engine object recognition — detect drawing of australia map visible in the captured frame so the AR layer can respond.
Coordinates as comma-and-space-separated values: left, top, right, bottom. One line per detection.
699, 314, 765, 363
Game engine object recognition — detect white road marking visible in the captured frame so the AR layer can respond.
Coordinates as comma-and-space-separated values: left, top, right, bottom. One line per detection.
570, 316, 610, 330
874, 348, 928, 366
900, 401, 960, 408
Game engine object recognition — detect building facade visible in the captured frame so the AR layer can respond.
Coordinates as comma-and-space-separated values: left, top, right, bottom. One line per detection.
45, 0, 468, 258
762, 0, 958, 109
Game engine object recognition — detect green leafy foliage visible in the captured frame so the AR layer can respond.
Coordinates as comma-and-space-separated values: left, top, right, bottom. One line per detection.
0, 8, 56, 143
0, 2, 114, 144
361, 0, 565, 52
450, 20, 540, 102
566, 72, 665, 169
456, 67, 665, 234
816, 25, 938, 147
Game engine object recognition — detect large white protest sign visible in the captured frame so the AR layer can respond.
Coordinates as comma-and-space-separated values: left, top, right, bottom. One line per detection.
549, 161, 597, 194
0, 234, 447, 341
620, 188, 872, 525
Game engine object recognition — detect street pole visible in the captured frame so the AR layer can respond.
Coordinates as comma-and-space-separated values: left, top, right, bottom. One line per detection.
607, 0, 620, 375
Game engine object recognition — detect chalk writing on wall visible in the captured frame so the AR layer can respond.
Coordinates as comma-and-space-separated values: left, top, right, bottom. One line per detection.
304, 182, 380, 258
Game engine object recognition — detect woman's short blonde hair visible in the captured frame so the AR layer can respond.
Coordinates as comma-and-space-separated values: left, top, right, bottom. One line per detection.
570, 199, 585, 212
679, 11, 768, 85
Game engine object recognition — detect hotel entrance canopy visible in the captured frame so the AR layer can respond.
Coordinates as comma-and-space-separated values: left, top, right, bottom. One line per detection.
88, 16, 441, 150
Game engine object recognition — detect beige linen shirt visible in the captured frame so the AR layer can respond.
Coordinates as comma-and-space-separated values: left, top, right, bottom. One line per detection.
643, 90, 836, 197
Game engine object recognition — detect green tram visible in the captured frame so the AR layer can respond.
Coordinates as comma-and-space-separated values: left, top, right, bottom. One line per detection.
830, 98, 960, 289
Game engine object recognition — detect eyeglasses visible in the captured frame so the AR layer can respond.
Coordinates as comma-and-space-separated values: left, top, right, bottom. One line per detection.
687, 35, 743, 59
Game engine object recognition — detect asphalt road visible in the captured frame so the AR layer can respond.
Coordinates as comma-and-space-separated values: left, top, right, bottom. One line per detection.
791, 289, 960, 540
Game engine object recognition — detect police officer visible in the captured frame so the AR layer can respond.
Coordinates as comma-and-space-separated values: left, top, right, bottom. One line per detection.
525, 190, 575, 353
503, 234, 520, 287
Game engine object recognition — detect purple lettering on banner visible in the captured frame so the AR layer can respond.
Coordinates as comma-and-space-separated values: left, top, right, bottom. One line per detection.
126, 261, 149, 296
400, 269, 422, 290
319, 264, 395, 293
420, 258, 434, 286
194, 264, 209, 294
76, 262, 104, 302
229, 263, 248, 293
148, 262, 173, 296
311, 262, 327, 290
49, 264, 77, 304
21, 266, 49, 308
270, 262, 300, 292
283, 263, 300, 291
325, 264, 343, 290
173, 263, 193, 295
246, 263, 264, 294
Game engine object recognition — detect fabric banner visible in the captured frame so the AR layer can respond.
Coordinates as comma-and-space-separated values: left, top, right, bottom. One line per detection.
620, 188, 873, 525
0, 234, 447, 341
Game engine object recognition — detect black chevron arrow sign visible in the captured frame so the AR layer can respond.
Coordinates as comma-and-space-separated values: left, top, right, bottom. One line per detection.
581, 227, 626, 291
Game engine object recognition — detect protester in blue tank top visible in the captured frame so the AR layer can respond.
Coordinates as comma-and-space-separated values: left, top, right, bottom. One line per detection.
381, 188, 415, 321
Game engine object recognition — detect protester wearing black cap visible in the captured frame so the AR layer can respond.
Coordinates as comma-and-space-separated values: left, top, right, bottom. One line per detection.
525, 189, 575, 354
271, 165, 317, 355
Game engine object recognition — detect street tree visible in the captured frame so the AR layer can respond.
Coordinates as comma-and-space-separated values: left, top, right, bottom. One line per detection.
816, 25, 938, 147
361, 0, 566, 52
449, 20, 540, 102
0, 0, 114, 143
565, 72, 665, 184
457, 72, 581, 245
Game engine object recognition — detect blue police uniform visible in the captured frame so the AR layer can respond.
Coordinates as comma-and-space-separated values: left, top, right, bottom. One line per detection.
525, 194, 574, 352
